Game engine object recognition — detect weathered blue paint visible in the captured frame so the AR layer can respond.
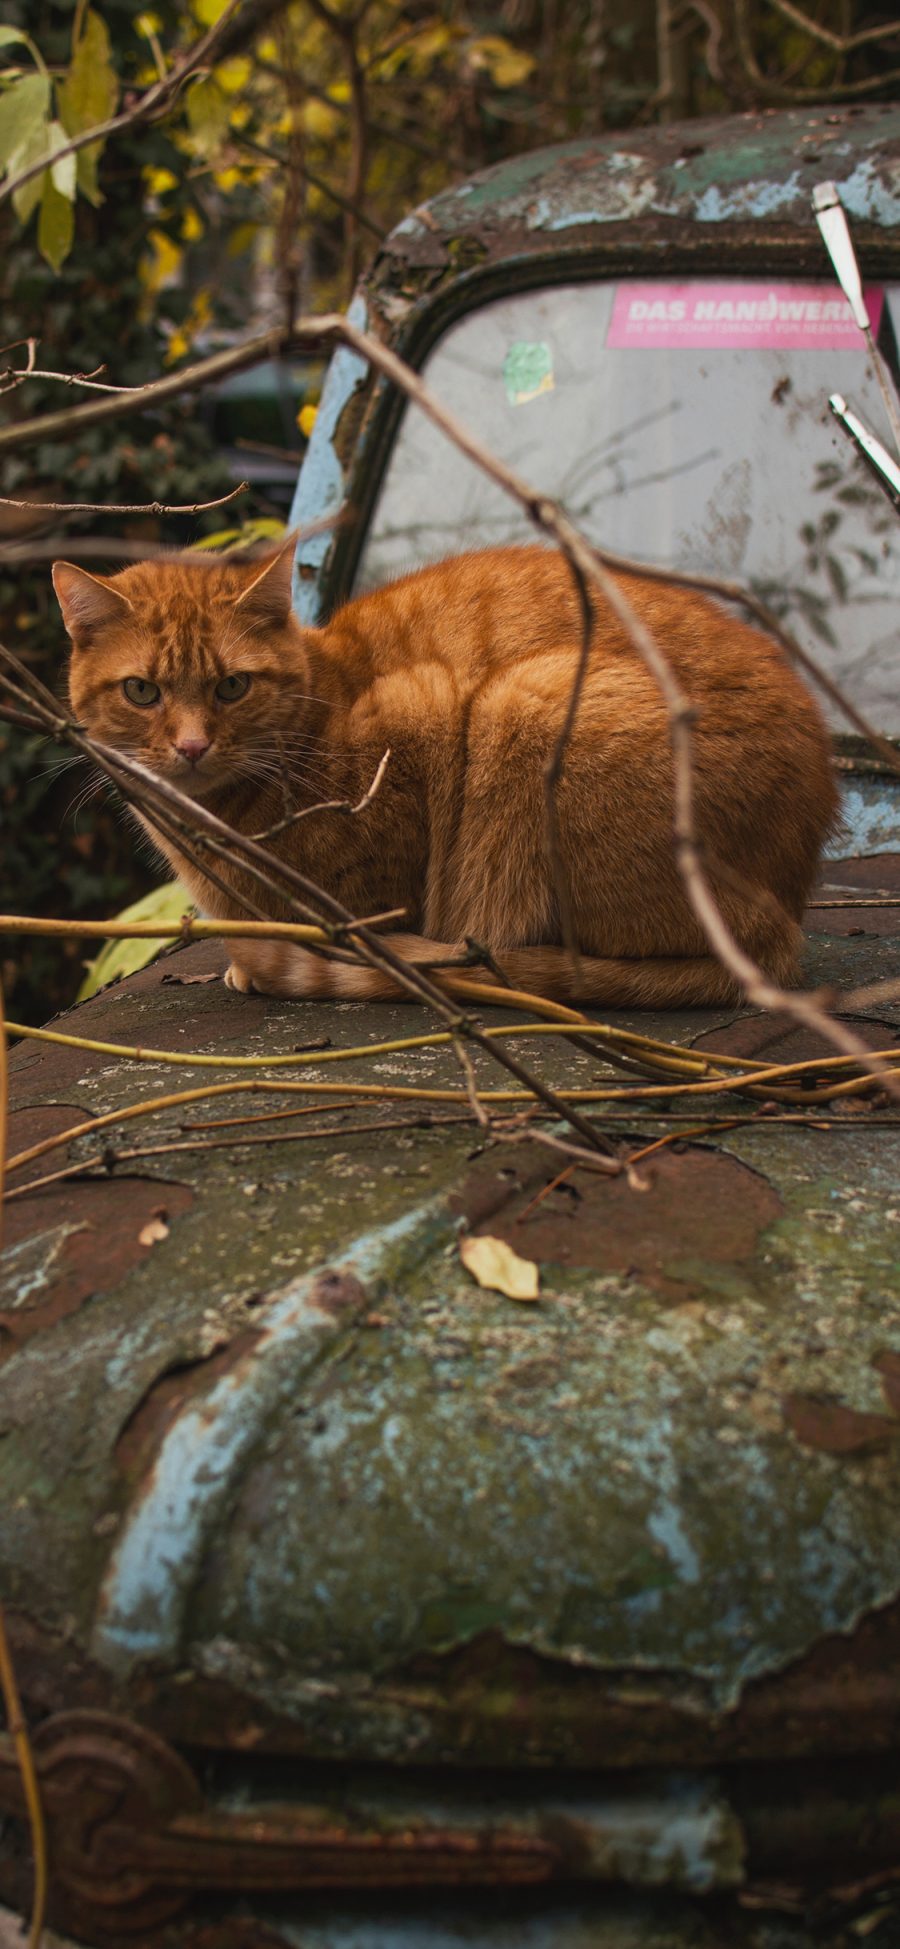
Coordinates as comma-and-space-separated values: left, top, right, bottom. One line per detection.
829, 777, 900, 855
289, 293, 370, 624
93, 1201, 443, 1671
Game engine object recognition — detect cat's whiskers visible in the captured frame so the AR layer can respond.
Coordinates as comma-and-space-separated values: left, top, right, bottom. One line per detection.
32, 750, 86, 784
65, 770, 112, 827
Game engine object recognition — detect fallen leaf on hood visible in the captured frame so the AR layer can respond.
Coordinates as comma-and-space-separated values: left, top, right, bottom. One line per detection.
139, 1213, 170, 1247
460, 1232, 539, 1301
160, 971, 220, 986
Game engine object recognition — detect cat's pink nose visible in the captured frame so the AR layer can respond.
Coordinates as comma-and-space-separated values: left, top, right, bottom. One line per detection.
175, 736, 210, 766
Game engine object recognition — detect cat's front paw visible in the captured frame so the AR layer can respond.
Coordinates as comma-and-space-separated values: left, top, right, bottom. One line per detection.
223, 941, 322, 998
224, 958, 257, 993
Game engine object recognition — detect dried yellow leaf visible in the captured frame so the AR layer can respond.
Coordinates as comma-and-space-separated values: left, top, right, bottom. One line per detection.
459, 1233, 539, 1301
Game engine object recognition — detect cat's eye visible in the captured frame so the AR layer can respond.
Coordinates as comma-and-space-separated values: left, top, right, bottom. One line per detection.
215, 673, 251, 703
122, 677, 161, 707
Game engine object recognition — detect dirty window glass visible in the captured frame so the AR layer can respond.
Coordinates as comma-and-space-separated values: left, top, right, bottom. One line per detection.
356, 280, 900, 729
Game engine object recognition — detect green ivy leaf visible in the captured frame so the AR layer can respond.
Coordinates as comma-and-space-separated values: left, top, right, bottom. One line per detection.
77, 882, 195, 999
0, 26, 47, 69
9, 120, 50, 224
185, 75, 230, 155
0, 70, 50, 172
58, 9, 119, 209
48, 120, 77, 200
37, 170, 74, 270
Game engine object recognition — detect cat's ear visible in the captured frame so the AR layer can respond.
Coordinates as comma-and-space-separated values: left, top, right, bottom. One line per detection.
235, 534, 297, 625
52, 562, 133, 642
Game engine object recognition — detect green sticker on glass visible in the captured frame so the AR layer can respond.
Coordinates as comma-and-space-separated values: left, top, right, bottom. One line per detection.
503, 340, 554, 406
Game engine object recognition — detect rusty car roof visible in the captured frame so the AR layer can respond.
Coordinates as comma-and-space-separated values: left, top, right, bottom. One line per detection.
290, 101, 900, 623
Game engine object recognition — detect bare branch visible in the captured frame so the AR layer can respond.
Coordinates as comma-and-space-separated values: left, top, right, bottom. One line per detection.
0, 329, 292, 457
734, 0, 900, 98
0, 483, 249, 518
0, 648, 615, 1157
0, 0, 253, 209
234, 132, 387, 242
765, 0, 900, 54
324, 314, 900, 1099
252, 746, 391, 841
0, 359, 148, 398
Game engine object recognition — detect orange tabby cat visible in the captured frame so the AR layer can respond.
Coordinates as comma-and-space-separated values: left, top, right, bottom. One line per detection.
54, 539, 837, 1007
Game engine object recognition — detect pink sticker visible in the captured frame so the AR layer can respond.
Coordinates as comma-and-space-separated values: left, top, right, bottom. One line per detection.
606, 282, 885, 351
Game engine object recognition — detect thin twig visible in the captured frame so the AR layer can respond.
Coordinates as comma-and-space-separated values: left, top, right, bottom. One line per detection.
0, 484, 249, 517
452, 1036, 492, 1130
542, 555, 591, 994
0, 330, 291, 457
236, 131, 386, 242
0, 0, 249, 208
0, 362, 152, 397
0, 911, 404, 945
764, 0, 900, 54
325, 314, 900, 1100
5, 1111, 483, 1200
0, 649, 619, 1157
252, 747, 391, 841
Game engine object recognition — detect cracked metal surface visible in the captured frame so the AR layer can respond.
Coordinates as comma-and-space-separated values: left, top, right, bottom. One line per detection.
1, 888, 900, 1777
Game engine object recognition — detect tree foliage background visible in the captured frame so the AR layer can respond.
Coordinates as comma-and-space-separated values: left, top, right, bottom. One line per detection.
1, 0, 898, 1020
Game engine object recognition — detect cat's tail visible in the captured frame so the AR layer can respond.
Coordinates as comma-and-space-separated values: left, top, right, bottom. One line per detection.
225, 922, 802, 1009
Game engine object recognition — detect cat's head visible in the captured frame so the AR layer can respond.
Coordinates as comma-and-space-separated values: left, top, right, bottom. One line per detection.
54, 539, 308, 798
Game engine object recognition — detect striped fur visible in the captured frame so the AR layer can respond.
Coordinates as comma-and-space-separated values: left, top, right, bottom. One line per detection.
55, 540, 838, 1007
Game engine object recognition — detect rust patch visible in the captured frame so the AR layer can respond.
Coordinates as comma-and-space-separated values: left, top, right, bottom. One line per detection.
6, 943, 269, 1092
308, 1268, 368, 1318
0, 1170, 194, 1352
782, 1392, 899, 1455
4, 1102, 92, 1184
452, 1141, 781, 1298
115, 1330, 264, 1478
873, 1350, 900, 1416
693, 1012, 900, 1067
806, 851, 900, 939
179, 1930, 288, 1949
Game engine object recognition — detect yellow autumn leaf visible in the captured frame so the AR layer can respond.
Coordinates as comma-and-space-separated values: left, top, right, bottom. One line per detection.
303, 97, 341, 140
192, 0, 231, 23
77, 882, 194, 1000
459, 1233, 540, 1302
181, 204, 203, 241
165, 286, 212, 365
467, 34, 535, 88
215, 56, 251, 93
140, 225, 182, 295
144, 165, 178, 195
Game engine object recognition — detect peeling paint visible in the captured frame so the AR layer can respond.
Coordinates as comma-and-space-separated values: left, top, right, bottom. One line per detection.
289, 293, 370, 624
92, 1202, 444, 1671
827, 778, 900, 856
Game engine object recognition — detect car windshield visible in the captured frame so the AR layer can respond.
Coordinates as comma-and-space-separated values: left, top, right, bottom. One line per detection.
356, 278, 900, 729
